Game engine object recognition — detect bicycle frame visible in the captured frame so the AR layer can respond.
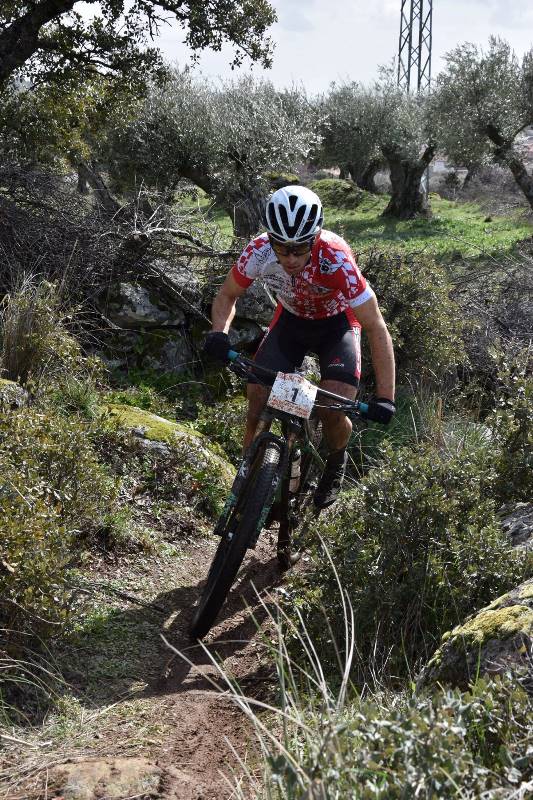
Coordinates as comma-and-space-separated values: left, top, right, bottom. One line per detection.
224, 351, 368, 549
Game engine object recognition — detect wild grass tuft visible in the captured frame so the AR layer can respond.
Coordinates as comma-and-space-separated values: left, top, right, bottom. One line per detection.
0, 278, 82, 388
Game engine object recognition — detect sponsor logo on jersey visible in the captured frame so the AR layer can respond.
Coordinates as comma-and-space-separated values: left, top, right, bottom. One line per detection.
319, 256, 334, 274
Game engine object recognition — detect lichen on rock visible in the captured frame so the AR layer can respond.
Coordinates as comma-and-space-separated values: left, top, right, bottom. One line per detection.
0, 378, 29, 409
418, 578, 533, 690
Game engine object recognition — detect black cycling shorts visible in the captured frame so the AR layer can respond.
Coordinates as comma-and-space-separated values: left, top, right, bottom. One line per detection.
249, 304, 361, 388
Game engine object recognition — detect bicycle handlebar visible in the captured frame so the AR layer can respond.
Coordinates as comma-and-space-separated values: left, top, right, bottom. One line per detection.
227, 350, 369, 417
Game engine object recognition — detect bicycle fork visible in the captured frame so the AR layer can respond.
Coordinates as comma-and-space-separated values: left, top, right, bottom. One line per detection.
213, 430, 288, 548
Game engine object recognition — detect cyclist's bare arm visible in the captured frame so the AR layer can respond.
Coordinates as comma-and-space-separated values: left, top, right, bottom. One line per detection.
354, 295, 396, 401
211, 271, 248, 333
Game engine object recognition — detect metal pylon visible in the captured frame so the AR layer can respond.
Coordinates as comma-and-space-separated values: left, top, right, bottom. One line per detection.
397, 0, 433, 93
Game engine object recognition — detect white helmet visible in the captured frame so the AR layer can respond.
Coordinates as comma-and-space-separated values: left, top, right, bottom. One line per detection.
265, 186, 323, 244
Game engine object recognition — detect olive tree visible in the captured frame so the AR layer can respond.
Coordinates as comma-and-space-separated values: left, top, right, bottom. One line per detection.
317, 70, 437, 218
102, 70, 320, 237
431, 37, 533, 208
375, 72, 436, 219
317, 82, 385, 192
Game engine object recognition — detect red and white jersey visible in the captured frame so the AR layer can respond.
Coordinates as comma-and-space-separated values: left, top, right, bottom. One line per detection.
231, 230, 374, 324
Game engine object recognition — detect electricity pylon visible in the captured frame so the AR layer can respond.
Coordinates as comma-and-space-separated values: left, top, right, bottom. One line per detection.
397, 0, 433, 93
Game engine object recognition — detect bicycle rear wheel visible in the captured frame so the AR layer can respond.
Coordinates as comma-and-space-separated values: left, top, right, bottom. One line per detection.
189, 441, 283, 640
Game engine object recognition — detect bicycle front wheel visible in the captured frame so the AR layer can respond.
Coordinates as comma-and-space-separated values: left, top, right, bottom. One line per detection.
189, 441, 283, 640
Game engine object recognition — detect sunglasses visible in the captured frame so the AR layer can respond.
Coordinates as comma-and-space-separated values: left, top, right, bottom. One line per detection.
269, 239, 313, 257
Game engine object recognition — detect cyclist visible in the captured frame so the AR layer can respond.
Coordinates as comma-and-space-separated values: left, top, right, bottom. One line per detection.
204, 184, 396, 511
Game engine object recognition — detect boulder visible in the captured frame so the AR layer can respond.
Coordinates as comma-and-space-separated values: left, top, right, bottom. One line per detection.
103, 282, 186, 329
49, 756, 162, 800
105, 403, 234, 487
500, 502, 533, 551
418, 579, 533, 690
235, 280, 277, 327
95, 327, 194, 375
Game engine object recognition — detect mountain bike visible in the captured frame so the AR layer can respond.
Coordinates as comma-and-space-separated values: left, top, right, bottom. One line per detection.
189, 350, 369, 640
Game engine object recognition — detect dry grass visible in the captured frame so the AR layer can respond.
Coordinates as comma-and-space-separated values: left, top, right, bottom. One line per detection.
0, 277, 79, 387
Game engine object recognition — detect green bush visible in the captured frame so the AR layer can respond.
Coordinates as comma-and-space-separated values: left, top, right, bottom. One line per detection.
309, 177, 365, 210
489, 353, 533, 504
0, 406, 120, 643
359, 251, 464, 384
253, 676, 533, 799
195, 394, 248, 464
291, 440, 529, 686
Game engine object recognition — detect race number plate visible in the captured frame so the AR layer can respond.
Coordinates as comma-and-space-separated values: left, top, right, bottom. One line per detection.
267, 372, 317, 419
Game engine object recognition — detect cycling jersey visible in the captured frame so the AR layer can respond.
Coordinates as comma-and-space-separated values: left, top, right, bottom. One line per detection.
231, 229, 374, 323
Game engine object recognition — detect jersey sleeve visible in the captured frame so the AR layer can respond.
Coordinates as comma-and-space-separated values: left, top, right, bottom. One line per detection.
320, 240, 375, 307
231, 238, 264, 288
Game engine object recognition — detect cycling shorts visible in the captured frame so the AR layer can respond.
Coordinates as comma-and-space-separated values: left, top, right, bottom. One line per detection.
249, 304, 361, 388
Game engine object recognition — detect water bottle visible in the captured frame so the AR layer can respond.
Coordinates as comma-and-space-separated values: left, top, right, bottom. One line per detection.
289, 449, 301, 493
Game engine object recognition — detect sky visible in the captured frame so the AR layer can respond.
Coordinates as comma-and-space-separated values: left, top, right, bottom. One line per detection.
152, 0, 533, 94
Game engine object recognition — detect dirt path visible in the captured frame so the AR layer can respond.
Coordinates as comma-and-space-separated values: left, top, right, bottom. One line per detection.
153, 537, 282, 799
2, 532, 285, 800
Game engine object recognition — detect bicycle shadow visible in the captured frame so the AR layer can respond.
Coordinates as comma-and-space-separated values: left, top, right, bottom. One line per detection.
153, 548, 282, 698
61, 545, 283, 710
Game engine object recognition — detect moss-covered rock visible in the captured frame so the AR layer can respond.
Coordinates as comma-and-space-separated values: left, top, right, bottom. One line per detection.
105, 404, 234, 514
419, 578, 533, 690
308, 177, 365, 210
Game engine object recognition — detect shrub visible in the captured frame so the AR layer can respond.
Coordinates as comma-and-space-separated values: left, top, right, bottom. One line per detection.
243, 676, 533, 799
291, 440, 529, 686
0, 280, 83, 388
195, 394, 248, 464
309, 177, 365, 209
222, 580, 532, 800
489, 350, 533, 504
359, 251, 464, 384
0, 405, 120, 644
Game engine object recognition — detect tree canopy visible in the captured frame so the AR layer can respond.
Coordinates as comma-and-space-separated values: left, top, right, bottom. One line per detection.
101, 69, 320, 235
0, 0, 276, 86
431, 37, 533, 207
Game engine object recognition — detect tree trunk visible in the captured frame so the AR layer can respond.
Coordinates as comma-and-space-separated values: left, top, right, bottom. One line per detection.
462, 163, 481, 188
76, 160, 122, 216
486, 124, 533, 210
339, 165, 350, 180
381, 144, 436, 219
355, 159, 382, 193
77, 164, 89, 195
222, 184, 266, 239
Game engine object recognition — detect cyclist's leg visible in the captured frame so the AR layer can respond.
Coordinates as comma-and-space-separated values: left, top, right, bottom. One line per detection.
313, 314, 361, 507
316, 312, 361, 447
244, 305, 307, 449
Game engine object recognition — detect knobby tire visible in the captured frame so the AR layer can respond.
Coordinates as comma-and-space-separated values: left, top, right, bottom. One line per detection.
189, 442, 282, 640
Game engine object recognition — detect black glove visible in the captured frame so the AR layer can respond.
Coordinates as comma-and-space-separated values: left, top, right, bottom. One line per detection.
362, 396, 396, 425
203, 331, 231, 363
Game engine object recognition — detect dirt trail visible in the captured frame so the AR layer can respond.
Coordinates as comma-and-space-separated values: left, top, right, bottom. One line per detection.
5, 533, 284, 800
152, 537, 282, 799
